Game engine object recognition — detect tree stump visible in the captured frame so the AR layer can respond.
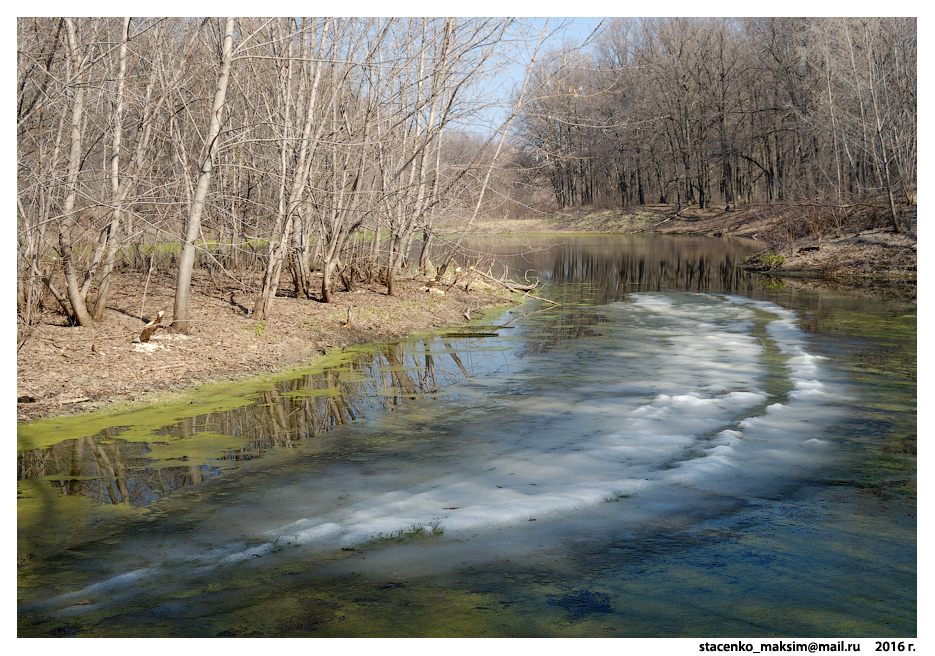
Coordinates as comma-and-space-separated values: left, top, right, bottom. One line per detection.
139, 310, 165, 342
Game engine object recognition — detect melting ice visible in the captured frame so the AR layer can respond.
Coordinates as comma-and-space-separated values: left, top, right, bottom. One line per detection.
30, 293, 850, 616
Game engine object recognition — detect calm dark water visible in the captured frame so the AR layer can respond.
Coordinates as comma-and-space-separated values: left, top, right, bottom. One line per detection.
18, 235, 916, 637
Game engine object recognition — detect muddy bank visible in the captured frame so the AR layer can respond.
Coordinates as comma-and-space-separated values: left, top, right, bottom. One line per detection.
16, 269, 513, 423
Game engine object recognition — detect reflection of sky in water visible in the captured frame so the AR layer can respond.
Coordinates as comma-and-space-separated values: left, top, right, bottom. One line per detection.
29, 293, 853, 618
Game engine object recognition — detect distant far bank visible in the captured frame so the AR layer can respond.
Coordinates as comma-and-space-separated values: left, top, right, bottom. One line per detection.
470, 203, 916, 285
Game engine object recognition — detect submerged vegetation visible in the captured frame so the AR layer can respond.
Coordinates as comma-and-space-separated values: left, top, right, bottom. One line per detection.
16, 15, 915, 639
17, 277, 916, 637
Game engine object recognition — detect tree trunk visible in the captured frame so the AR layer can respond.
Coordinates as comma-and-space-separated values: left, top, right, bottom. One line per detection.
321, 259, 336, 303
92, 17, 131, 321
172, 18, 235, 334
254, 20, 329, 319
863, 22, 901, 233
59, 18, 93, 327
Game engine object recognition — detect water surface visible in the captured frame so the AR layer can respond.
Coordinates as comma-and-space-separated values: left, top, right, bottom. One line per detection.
18, 235, 916, 637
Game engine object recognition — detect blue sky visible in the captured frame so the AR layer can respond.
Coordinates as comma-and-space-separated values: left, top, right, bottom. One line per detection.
470, 17, 607, 134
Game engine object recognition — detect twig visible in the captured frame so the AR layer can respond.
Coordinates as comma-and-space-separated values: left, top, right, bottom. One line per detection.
519, 290, 559, 305
58, 397, 90, 405
37, 334, 138, 343
139, 253, 155, 320
17, 323, 34, 352
498, 305, 553, 328
468, 266, 538, 292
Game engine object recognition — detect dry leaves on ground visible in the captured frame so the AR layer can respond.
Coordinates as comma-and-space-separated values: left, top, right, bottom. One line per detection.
17, 268, 511, 422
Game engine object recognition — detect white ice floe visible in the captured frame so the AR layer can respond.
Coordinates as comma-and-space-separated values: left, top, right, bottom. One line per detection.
34, 292, 849, 616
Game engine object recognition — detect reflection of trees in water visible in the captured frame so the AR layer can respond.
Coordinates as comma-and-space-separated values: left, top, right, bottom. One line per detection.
20, 238, 764, 508
18, 429, 168, 507
552, 250, 760, 302
504, 237, 763, 306
499, 236, 763, 356
515, 306, 606, 358
18, 340, 475, 508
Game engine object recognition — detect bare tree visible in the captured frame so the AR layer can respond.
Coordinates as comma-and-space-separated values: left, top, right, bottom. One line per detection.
252, 18, 332, 319
89, 17, 131, 320
512, 16, 915, 237
57, 17, 95, 326
171, 18, 235, 333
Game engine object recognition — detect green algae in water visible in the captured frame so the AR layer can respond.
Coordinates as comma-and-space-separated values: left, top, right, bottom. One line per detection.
17, 238, 916, 638
805, 298, 916, 496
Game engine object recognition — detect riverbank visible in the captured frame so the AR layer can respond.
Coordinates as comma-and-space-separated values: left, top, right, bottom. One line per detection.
17, 203, 916, 423
476, 203, 918, 281
16, 269, 513, 423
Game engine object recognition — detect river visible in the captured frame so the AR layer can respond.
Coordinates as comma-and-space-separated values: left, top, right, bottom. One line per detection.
17, 234, 916, 637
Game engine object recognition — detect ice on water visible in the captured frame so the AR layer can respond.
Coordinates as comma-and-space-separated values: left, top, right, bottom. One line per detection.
35, 293, 849, 615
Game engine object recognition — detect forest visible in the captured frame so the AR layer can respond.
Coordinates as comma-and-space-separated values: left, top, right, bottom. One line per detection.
515, 18, 916, 220
16, 17, 917, 340
16, 17, 917, 639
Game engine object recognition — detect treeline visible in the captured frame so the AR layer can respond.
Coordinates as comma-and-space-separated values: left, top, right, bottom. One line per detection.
17, 17, 533, 332
515, 17, 916, 230
18, 18, 917, 336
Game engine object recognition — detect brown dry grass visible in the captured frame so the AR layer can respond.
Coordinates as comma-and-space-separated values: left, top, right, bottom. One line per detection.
16, 267, 512, 423
17, 203, 916, 423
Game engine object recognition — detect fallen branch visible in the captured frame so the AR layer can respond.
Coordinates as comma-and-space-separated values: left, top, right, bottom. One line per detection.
471, 287, 521, 303
17, 396, 90, 407
466, 267, 556, 305
468, 266, 538, 292
648, 213, 680, 230
519, 290, 559, 305
498, 305, 554, 328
